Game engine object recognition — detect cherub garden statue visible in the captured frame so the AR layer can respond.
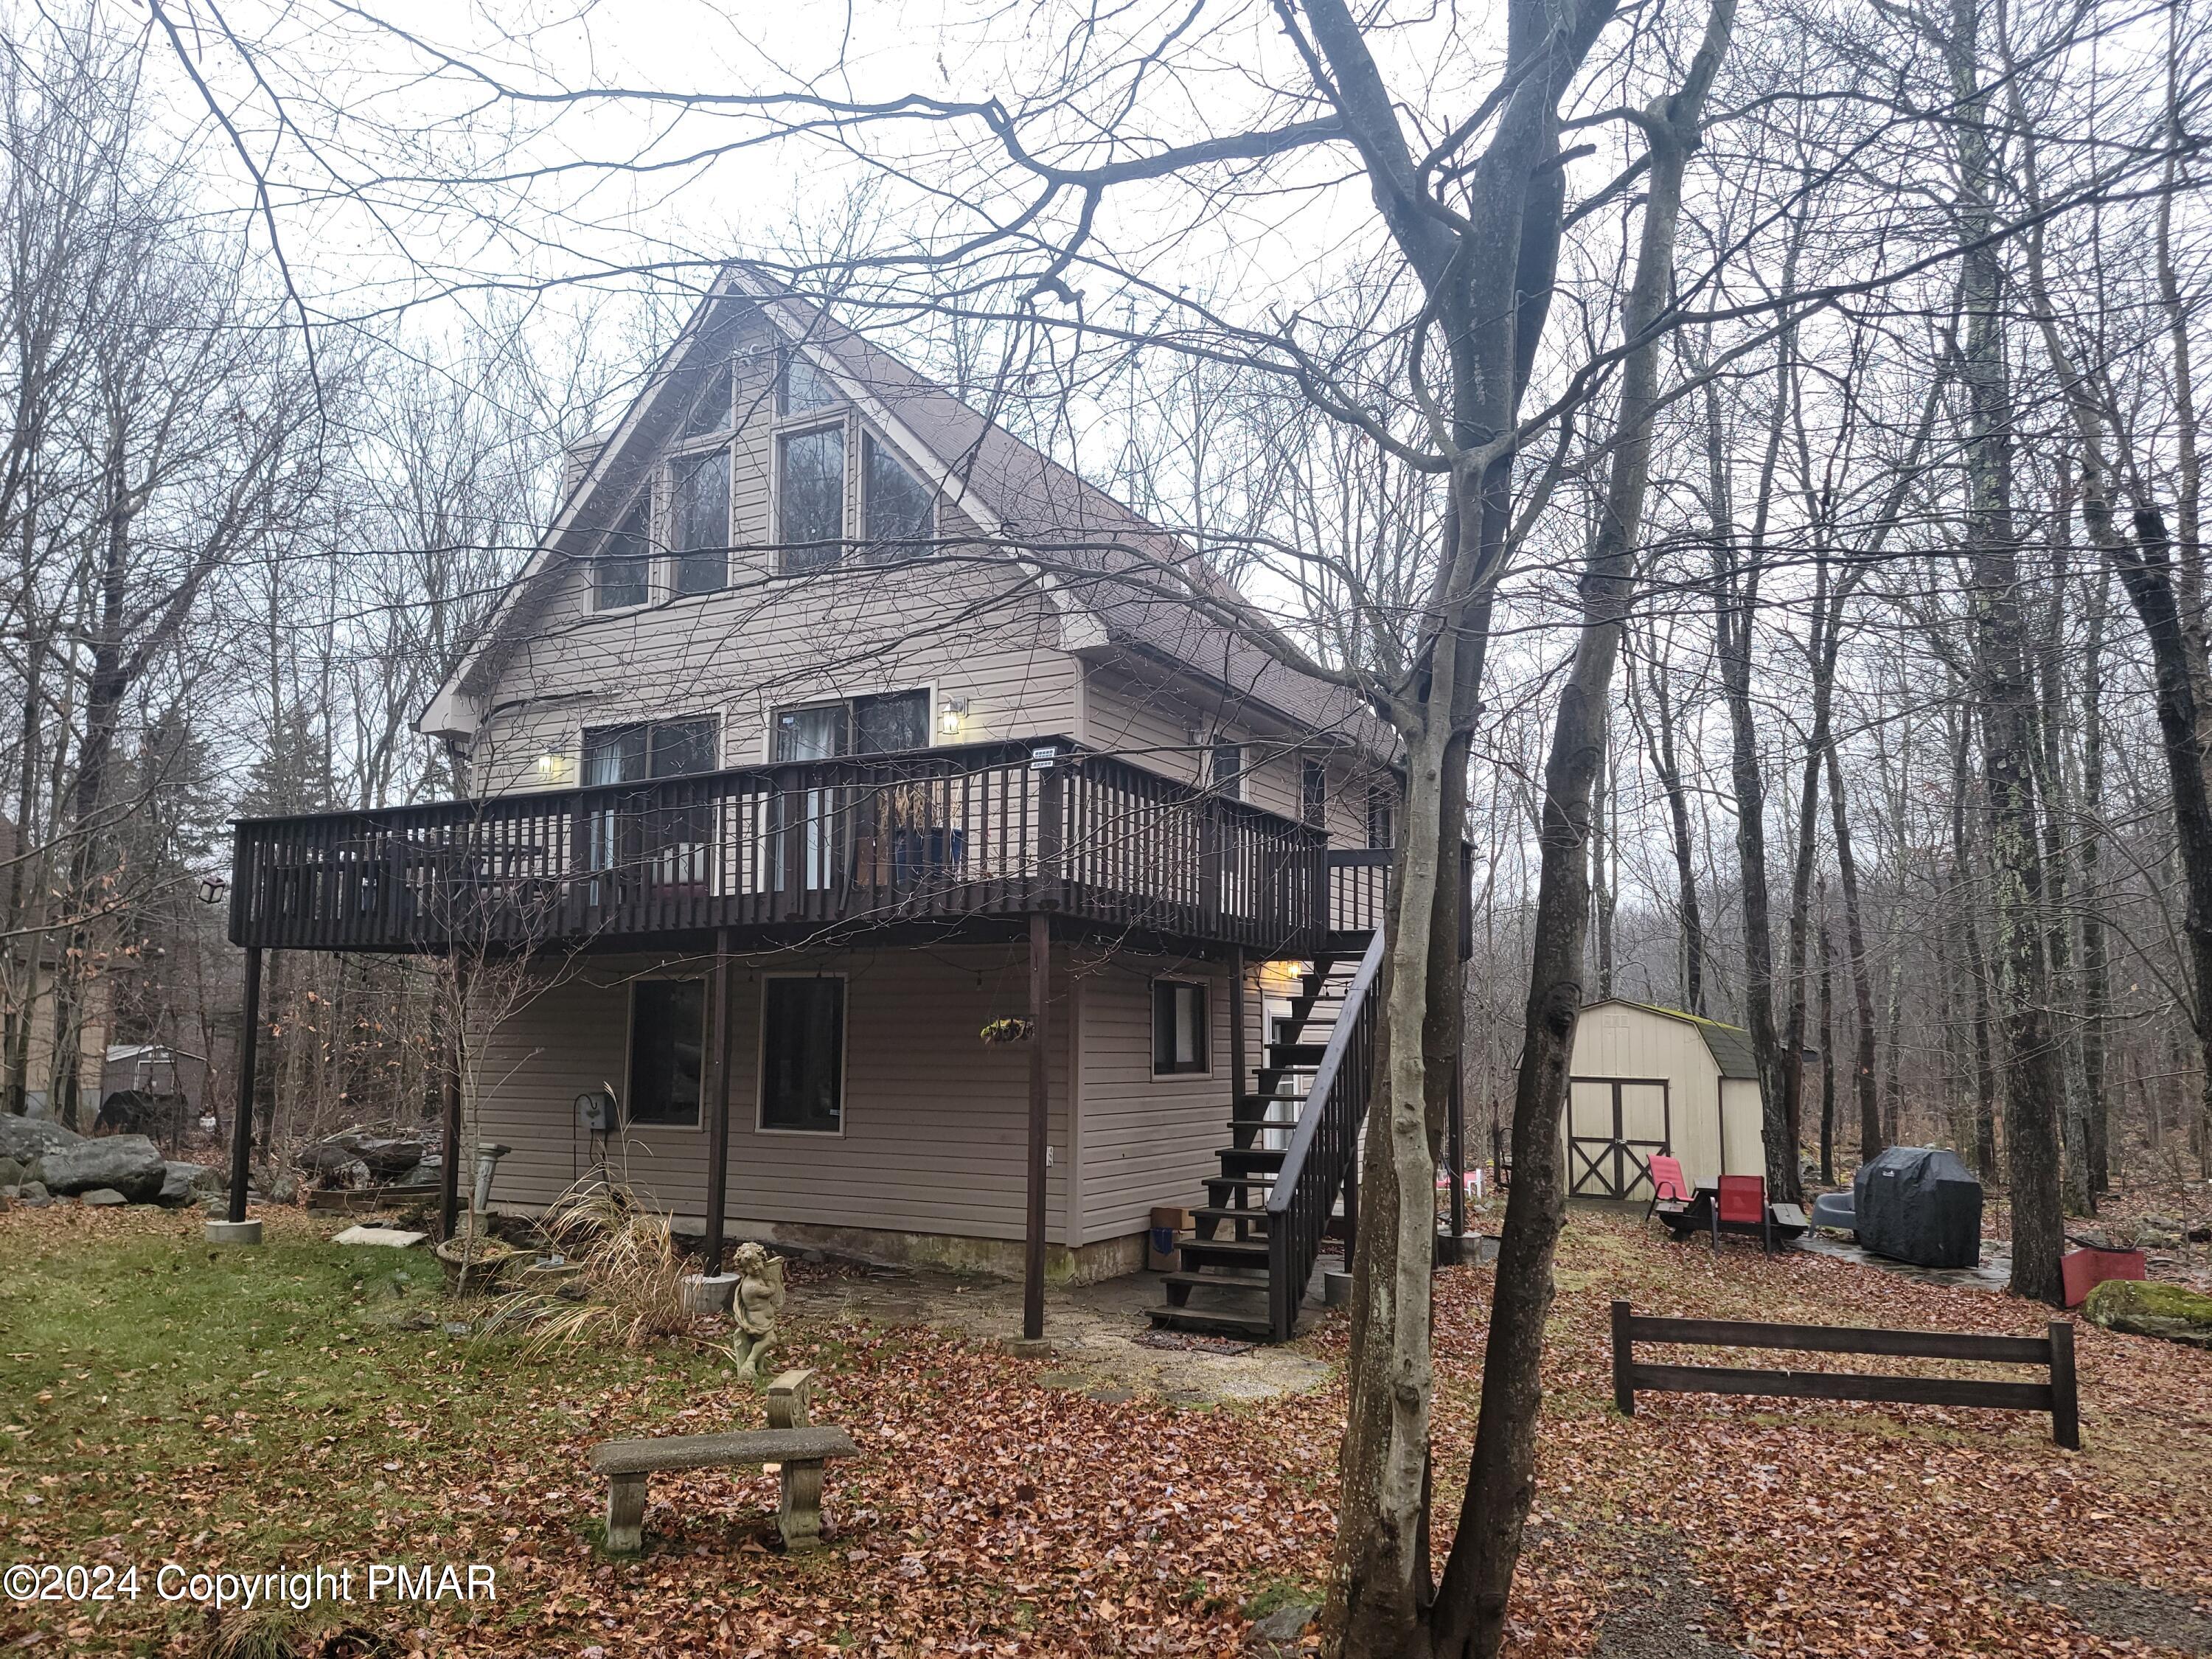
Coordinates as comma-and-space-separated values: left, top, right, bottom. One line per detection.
728, 1241, 787, 1380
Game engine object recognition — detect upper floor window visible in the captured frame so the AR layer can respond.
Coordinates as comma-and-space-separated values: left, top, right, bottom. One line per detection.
779, 351, 839, 417
1367, 782, 1394, 849
670, 451, 729, 595
779, 426, 845, 570
681, 359, 732, 439
584, 717, 720, 785
772, 689, 930, 762
1211, 741, 1245, 801
592, 500, 652, 612
863, 434, 935, 552
1301, 758, 1328, 827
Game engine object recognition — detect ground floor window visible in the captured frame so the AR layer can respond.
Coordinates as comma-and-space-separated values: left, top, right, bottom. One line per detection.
761, 976, 844, 1133
1152, 978, 1208, 1075
627, 978, 704, 1126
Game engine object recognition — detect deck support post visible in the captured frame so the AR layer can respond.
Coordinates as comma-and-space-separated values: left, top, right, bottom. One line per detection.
1228, 948, 1248, 1119
439, 964, 467, 1241
1023, 908, 1051, 1341
703, 928, 735, 1272
212, 946, 262, 1239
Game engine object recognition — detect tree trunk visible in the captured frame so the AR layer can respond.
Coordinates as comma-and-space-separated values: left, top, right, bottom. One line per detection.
1635, 644, 1705, 1014
2080, 566, 2112, 1194
1430, 13, 1733, 1649
1823, 744, 1882, 1162
1818, 880, 1835, 1185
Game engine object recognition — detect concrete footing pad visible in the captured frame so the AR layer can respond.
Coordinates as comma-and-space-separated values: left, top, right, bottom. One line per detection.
204, 1219, 262, 1246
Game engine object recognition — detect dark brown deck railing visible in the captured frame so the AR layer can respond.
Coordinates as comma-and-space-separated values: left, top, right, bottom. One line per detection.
1265, 925, 1385, 1341
1324, 844, 1476, 959
228, 737, 1339, 957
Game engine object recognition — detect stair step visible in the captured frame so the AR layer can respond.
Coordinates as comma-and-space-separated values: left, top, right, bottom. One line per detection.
1225, 1116, 1298, 1129
1193, 1205, 1274, 1229
1217, 1146, 1286, 1170
1147, 1304, 1276, 1338
1180, 1236, 1269, 1265
1267, 1043, 1327, 1065
1161, 1267, 1272, 1293
1206, 1172, 1277, 1192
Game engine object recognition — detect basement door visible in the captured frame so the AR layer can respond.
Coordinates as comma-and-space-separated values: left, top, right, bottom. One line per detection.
1565, 1077, 1672, 1200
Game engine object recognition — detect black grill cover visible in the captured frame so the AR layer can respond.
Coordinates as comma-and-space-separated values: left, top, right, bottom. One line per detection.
1853, 1146, 1983, 1268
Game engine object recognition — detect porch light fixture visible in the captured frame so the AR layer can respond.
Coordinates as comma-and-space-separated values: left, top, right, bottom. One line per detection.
535, 751, 572, 785
938, 697, 967, 737
196, 874, 228, 906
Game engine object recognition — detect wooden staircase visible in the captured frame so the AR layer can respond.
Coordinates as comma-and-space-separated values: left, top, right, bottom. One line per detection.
1150, 928, 1385, 1340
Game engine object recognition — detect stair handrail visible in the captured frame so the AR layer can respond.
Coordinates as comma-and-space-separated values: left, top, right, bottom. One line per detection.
1262, 925, 1387, 1340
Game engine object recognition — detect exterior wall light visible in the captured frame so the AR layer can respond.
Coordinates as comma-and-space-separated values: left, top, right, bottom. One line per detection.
197, 874, 229, 906
535, 752, 573, 785
938, 697, 968, 737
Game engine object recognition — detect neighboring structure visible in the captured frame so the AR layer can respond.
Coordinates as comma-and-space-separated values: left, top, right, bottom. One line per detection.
1565, 999, 1767, 1200
223, 266, 1459, 1340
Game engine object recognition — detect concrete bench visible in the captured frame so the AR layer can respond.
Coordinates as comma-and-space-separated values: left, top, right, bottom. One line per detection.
589, 1368, 856, 1554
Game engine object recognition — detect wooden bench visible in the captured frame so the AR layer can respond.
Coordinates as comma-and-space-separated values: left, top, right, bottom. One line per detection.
1611, 1300, 2081, 1447
589, 1368, 858, 1554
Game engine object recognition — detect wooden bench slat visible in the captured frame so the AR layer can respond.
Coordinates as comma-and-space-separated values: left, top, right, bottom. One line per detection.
1625, 1314, 2052, 1365
591, 1427, 858, 1475
1630, 1361, 2055, 1413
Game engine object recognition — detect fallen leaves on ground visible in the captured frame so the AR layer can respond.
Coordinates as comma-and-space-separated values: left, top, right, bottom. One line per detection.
1, 1200, 2208, 1656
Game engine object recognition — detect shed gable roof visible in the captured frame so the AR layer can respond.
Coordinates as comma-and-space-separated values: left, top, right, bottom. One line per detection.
1584, 998, 1760, 1080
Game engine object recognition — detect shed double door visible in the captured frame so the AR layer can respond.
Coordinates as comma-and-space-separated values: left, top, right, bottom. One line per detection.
1566, 1077, 1671, 1200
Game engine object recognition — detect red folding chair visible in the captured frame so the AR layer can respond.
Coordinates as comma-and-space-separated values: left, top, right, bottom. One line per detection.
1711, 1174, 1773, 1253
1644, 1153, 1692, 1225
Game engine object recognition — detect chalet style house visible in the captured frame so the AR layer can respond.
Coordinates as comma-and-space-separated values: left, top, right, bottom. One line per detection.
220, 268, 1459, 1340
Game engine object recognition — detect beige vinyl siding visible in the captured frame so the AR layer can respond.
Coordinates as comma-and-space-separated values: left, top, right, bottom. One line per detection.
1568, 1001, 1768, 1190
1080, 660, 1375, 849
467, 315, 1077, 795
1074, 953, 1253, 1242
470, 944, 1074, 1245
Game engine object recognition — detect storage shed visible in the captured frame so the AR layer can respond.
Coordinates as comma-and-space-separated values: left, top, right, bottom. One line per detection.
1565, 999, 1768, 1200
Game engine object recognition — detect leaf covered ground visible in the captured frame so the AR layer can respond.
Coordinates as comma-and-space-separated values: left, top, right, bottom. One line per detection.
1, 1202, 2208, 1657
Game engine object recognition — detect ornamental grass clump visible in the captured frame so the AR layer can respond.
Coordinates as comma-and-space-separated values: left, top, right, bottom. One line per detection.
483, 1178, 695, 1352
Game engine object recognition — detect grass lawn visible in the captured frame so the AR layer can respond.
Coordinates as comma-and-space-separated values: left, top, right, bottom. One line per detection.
1, 1202, 2209, 1657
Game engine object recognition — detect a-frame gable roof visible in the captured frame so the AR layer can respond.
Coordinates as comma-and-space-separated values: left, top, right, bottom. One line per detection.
421, 266, 1385, 761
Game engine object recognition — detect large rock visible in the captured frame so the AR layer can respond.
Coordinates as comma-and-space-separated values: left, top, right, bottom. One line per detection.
158, 1161, 220, 1207
2083, 1278, 2212, 1350
324, 1131, 426, 1178
0, 1155, 24, 1189
0, 1114, 81, 1165
32, 1134, 166, 1203
79, 1188, 127, 1207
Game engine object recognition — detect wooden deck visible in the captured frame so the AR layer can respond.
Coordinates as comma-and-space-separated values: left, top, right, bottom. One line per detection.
226, 736, 1398, 959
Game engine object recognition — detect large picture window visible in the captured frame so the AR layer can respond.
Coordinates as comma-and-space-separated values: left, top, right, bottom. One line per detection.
627, 978, 704, 1127
1152, 978, 1208, 1077
779, 351, 839, 417
779, 427, 846, 569
761, 976, 844, 1133
670, 451, 730, 595
592, 501, 652, 611
863, 434, 935, 551
583, 717, 718, 785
